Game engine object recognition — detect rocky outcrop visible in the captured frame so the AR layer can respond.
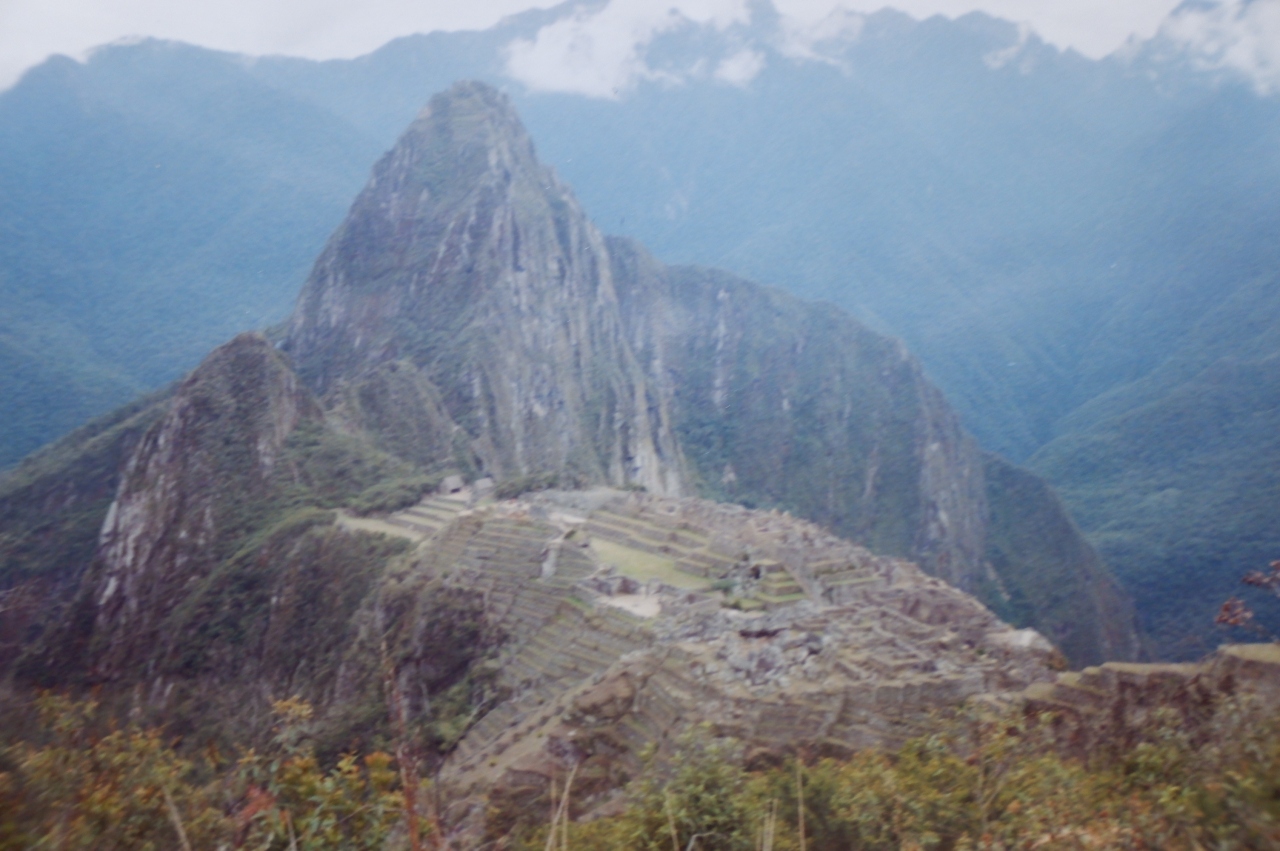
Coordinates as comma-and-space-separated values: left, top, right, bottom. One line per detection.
87, 333, 320, 678
0, 395, 165, 680
1021, 643, 1280, 756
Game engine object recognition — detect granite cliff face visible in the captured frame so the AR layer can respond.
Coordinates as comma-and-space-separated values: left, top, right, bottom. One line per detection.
0, 396, 164, 675
608, 248, 988, 591
283, 82, 686, 496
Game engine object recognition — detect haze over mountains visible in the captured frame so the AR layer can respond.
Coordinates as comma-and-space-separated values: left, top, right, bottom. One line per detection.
1, 0, 1278, 656
0, 85, 1136, 828
0, 81, 1136, 695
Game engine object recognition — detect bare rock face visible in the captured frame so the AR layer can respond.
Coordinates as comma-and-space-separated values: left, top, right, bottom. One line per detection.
87, 333, 320, 678
608, 247, 988, 592
0, 398, 164, 680
284, 82, 686, 495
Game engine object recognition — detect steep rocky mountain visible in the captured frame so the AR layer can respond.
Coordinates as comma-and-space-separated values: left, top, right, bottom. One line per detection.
0, 79, 1138, 749
2, 7, 1276, 657
290, 81, 1139, 661
88, 335, 323, 678
0, 75, 1165, 837
282, 85, 686, 494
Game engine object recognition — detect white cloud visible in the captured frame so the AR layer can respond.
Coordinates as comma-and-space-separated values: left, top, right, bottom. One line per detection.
773, 0, 1183, 59
715, 47, 766, 84
774, 4, 866, 61
503, 0, 1187, 95
0, 0, 1207, 94
1160, 0, 1280, 93
502, 0, 1192, 98
0, 0, 561, 91
504, 0, 752, 97
983, 21, 1031, 69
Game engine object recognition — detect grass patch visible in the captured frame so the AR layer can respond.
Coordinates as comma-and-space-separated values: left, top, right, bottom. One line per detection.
348, 474, 440, 516
494, 471, 584, 500
335, 513, 427, 542
589, 538, 709, 591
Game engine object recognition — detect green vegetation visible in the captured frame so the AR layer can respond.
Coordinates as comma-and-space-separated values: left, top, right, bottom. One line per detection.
494, 471, 584, 500
0, 694, 405, 851
276, 420, 422, 511
982, 453, 1139, 665
0, 40, 378, 469
348, 475, 440, 516
7, 686, 1280, 849
516, 700, 1280, 851
1033, 357, 1280, 658
161, 509, 408, 679
589, 538, 710, 591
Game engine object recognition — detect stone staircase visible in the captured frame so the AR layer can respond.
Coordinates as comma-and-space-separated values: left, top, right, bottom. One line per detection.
807, 556, 882, 603
755, 560, 807, 609
433, 509, 658, 769
385, 494, 469, 538
453, 598, 655, 767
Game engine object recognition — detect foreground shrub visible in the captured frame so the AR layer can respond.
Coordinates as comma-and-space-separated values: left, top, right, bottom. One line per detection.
0, 694, 407, 851
529, 700, 1280, 851
0, 693, 228, 850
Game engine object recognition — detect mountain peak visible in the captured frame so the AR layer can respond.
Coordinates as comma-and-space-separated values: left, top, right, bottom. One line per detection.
408, 80, 539, 184
269, 83, 1140, 662
283, 79, 688, 494
284, 78, 588, 389
366, 80, 549, 223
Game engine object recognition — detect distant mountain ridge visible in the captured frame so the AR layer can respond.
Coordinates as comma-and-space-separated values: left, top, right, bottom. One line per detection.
1, 5, 1276, 656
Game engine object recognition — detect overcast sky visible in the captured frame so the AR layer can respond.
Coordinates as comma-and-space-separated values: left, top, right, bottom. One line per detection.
2, 0, 1273, 93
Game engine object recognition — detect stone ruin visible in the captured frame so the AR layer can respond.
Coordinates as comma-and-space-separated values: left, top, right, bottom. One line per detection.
355, 486, 1060, 838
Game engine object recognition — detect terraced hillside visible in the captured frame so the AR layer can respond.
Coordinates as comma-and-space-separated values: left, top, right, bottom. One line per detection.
337, 492, 469, 542
341, 485, 1058, 841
